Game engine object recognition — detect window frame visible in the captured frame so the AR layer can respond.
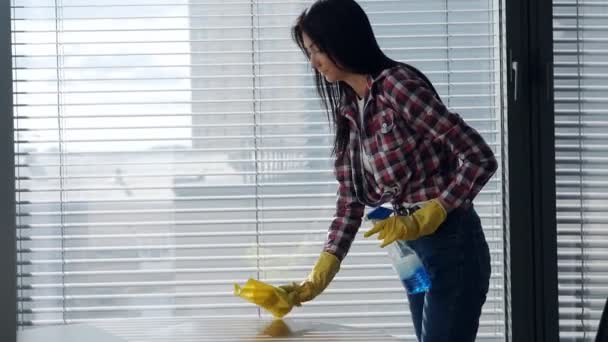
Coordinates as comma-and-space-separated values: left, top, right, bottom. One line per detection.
505, 0, 559, 340
1, 1, 18, 341
0, 0, 564, 341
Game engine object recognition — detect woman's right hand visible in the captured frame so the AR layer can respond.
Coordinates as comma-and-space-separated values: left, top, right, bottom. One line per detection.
279, 251, 341, 305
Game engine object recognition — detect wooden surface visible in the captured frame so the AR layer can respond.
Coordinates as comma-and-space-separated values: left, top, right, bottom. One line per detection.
18, 324, 125, 342
18, 318, 400, 342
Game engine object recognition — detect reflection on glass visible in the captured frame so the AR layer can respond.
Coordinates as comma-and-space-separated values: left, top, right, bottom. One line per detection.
258, 319, 292, 337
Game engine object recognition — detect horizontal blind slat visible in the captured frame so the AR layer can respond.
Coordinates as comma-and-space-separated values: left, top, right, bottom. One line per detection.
12, 0, 505, 335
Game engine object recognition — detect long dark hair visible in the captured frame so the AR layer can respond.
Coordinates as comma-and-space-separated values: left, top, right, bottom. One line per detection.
292, 0, 441, 156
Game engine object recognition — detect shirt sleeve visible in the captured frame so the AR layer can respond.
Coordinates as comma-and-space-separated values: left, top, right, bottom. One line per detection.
383, 69, 498, 210
323, 149, 365, 261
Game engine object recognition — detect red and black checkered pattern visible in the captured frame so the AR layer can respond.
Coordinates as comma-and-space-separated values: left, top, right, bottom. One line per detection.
324, 65, 498, 261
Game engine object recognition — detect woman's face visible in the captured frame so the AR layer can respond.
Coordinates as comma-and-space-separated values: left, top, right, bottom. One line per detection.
302, 32, 347, 83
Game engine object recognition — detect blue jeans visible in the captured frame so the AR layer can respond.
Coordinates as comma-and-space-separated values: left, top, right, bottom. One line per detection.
405, 206, 491, 342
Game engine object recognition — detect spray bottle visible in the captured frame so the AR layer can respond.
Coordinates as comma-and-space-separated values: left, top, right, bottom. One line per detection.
365, 206, 431, 294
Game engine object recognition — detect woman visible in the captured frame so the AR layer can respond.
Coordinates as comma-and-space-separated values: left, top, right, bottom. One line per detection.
279, 0, 498, 341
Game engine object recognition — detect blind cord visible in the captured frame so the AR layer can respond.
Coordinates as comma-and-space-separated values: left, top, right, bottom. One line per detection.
250, 0, 262, 319
574, 0, 586, 337
53, 0, 67, 325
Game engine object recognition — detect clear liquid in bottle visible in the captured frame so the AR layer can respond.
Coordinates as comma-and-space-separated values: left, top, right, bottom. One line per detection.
365, 206, 431, 294
387, 241, 431, 294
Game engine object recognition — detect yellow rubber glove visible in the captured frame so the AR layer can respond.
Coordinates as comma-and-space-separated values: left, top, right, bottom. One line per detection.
364, 199, 447, 247
234, 278, 294, 318
279, 251, 340, 305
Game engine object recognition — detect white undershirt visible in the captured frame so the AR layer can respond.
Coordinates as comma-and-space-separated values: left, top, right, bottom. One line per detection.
357, 96, 374, 173
356, 96, 365, 125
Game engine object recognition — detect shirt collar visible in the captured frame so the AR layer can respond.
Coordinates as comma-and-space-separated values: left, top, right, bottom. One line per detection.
338, 74, 374, 112
337, 66, 400, 113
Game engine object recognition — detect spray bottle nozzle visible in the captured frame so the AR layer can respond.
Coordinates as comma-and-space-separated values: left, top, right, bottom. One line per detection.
364, 206, 394, 221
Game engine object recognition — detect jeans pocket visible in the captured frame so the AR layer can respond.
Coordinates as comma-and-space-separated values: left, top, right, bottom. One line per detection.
473, 229, 492, 295
466, 209, 492, 294
409, 225, 465, 293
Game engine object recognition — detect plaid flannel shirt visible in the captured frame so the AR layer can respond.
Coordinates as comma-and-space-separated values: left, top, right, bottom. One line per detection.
324, 65, 498, 261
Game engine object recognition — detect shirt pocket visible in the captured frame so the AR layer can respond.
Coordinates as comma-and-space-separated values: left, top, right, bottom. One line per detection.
372, 109, 406, 152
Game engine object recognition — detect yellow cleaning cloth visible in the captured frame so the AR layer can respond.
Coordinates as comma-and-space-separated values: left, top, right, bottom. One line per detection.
234, 278, 294, 318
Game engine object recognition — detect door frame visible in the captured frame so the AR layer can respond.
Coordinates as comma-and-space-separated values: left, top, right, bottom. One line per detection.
505, 0, 559, 340
0, 1, 18, 341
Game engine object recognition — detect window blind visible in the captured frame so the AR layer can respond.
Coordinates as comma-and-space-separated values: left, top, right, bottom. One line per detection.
11, 0, 506, 340
553, 1, 608, 341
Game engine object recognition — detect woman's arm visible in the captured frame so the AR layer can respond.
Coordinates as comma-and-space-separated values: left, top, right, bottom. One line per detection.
383, 68, 498, 210
324, 150, 365, 261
